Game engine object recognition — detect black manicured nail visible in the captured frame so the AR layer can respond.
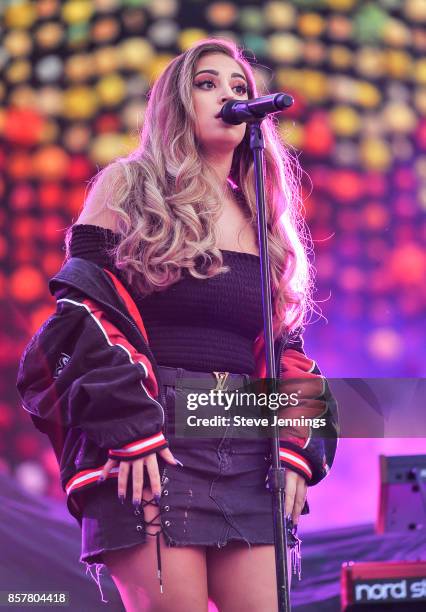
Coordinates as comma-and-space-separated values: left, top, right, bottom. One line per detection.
154, 493, 161, 505
119, 494, 125, 505
133, 500, 141, 509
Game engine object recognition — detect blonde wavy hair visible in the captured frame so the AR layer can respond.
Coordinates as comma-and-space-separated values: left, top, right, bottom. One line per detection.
66, 38, 313, 340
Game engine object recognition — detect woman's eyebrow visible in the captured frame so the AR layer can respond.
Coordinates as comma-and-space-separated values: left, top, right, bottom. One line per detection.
194, 69, 247, 81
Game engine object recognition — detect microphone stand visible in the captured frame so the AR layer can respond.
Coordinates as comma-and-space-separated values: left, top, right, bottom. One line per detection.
250, 119, 291, 612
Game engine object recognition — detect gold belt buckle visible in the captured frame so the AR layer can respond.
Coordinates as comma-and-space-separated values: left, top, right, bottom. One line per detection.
212, 371, 230, 391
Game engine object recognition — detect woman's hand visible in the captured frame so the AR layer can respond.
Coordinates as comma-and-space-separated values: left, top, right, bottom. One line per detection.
284, 469, 307, 526
98, 447, 179, 507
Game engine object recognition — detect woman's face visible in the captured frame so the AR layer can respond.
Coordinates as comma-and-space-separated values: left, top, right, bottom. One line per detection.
191, 52, 249, 155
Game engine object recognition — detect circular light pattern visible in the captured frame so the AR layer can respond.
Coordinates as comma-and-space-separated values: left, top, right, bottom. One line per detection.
147, 0, 179, 19
7, 152, 33, 180
147, 19, 179, 47
32, 145, 70, 180
382, 18, 411, 47
126, 74, 149, 98
37, 0, 60, 19
303, 40, 327, 65
327, 14, 352, 40
367, 328, 401, 361
92, 16, 121, 43
122, 8, 146, 32
35, 55, 63, 82
96, 73, 126, 107
39, 119, 60, 144
353, 4, 388, 44
15, 461, 48, 496
355, 47, 385, 79
4, 109, 44, 146
9, 85, 37, 109
9, 265, 45, 302
10, 184, 35, 211
405, 0, 426, 23
299, 70, 328, 103
387, 81, 411, 102
329, 169, 363, 202
5, 59, 31, 84
391, 136, 414, 161
65, 53, 93, 81
178, 28, 208, 51
4, 3, 37, 28
363, 201, 389, 230
34, 22, 64, 49
63, 86, 99, 119
298, 13, 326, 38
359, 137, 392, 171
119, 38, 154, 71
268, 33, 303, 63
279, 120, 303, 149
355, 81, 381, 108
95, 112, 121, 134
329, 105, 361, 137
385, 49, 413, 79
333, 141, 359, 166
239, 7, 264, 32
36, 87, 64, 115
62, 0, 94, 24
4, 30, 33, 57
121, 100, 147, 130
39, 183, 65, 209
328, 45, 353, 70
92, 46, 120, 75
94, 0, 121, 12
264, 2, 296, 29
382, 102, 417, 133
207, 2, 238, 28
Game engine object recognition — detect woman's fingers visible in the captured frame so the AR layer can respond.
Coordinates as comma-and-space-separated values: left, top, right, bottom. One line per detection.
98, 458, 117, 482
284, 469, 307, 525
132, 459, 144, 507
145, 453, 161, 498
291, 475, 307, 525
117, 460, 130, 502
159, 446, 183, 466
284, 469, 297, 518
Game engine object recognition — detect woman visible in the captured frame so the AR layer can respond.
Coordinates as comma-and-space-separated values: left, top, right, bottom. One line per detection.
19, 38, 337, 611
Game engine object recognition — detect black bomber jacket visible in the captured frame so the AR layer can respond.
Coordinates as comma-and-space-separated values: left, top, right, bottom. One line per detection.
16, 257, 338, 521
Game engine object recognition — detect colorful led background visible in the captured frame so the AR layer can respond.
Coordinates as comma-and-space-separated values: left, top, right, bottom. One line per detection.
1, 1, 425, 532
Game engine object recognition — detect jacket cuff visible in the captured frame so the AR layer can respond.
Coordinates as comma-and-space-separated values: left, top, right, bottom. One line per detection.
279, 446, 313, 483
109, 432, 168, 461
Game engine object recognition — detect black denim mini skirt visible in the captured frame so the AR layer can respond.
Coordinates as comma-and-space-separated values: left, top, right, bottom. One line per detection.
78, 366, 297, 572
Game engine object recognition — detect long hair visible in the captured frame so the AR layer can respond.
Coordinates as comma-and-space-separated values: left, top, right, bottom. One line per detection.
66, 38, 313, 340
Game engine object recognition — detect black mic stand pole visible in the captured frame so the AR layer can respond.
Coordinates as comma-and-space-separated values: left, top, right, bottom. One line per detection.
250, 119, 291, 612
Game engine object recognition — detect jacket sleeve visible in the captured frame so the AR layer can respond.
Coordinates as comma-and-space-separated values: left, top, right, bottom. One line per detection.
277, 330, 339, 486
16, 293, 168, 460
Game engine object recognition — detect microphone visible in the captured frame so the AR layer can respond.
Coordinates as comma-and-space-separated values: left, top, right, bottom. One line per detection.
218, 93, 294, 125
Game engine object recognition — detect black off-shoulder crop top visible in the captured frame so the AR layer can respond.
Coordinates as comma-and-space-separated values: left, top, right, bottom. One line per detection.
68, 224, 263, 375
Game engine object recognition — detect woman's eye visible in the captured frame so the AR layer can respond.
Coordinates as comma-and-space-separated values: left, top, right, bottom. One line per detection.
234, 84, 248, 95
194, 79, 215, 89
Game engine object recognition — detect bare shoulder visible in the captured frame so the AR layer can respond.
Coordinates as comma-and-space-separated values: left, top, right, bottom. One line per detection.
74, 162, 127, 233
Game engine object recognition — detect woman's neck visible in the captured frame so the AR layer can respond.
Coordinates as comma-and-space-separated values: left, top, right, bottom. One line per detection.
203, 150, 234, 190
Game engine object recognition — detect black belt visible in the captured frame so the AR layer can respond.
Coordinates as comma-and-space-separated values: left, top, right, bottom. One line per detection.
157, 365, 250, 391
